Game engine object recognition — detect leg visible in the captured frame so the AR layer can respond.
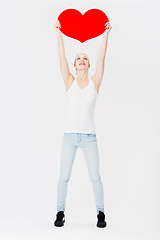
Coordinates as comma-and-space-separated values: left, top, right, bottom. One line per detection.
56, 134, 77, 212
81, 135, 105, 214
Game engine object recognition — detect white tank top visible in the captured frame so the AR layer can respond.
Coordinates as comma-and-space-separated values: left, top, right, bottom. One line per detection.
64, 76, 98, 134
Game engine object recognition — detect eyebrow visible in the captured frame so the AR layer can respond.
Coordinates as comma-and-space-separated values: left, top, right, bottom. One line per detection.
77, 56, 88, 59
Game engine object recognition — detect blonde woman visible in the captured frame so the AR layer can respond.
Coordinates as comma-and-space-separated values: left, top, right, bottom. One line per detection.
54, 19, 112, 227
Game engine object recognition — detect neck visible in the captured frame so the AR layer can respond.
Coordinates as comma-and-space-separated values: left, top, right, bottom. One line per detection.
76, 70, 88, 82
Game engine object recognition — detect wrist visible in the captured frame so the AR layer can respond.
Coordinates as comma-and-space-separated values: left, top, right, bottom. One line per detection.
58, 30, 62, 36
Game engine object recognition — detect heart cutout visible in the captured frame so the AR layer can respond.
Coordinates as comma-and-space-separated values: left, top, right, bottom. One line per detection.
58, 9, 109, 43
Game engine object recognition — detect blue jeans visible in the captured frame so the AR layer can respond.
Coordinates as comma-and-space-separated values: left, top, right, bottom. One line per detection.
56, 133, 105, 214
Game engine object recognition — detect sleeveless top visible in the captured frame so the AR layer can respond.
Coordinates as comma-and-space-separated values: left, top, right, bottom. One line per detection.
64, 76, 98, 134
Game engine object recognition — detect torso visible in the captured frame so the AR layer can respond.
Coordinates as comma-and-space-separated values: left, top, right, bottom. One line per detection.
65, 75, 100, 94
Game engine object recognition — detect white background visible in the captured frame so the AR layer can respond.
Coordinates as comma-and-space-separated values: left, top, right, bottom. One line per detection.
0, 0, 160, 239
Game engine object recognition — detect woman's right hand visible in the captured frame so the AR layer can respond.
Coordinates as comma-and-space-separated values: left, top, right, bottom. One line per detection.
54, 19, 61, 33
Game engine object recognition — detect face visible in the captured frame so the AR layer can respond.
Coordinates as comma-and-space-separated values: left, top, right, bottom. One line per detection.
74, 54, 90, 72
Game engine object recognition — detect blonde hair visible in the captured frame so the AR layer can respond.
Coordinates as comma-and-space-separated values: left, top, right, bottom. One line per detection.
74, 53, 90, 69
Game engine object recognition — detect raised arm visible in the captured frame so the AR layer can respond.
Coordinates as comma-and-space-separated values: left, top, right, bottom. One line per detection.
54, 20, 72, 86
94, 21, 112, 87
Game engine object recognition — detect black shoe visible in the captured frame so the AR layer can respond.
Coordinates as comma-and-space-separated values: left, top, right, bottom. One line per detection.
54, 211, 65, 227
97, 211, 107, 228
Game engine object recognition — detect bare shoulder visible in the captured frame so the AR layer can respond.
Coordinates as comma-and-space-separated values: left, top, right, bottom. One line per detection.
65, 73, 75, 92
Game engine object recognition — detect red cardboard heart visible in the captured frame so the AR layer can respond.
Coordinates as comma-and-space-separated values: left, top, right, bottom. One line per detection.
58, 9, 109, 43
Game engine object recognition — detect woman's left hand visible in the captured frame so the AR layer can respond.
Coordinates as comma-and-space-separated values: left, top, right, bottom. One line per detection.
104, 21, 112, 34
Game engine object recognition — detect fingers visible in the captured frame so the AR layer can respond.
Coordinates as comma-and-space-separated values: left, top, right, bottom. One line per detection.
105, 22, 111, 26
54, 19, 61, 31
56, 19, 61, 26
105, 21, 112, 29
55, 19, 61, 26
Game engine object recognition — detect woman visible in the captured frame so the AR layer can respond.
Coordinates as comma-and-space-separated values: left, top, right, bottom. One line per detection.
54, 19, 112, 228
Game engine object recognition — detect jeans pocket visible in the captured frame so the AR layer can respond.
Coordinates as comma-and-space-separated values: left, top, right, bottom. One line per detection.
87, 133, 96, 137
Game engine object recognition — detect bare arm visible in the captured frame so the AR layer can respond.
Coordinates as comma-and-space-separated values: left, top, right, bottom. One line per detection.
55, 20, 72, 85
98, 30, 109, 60
94, 22, 112, 86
